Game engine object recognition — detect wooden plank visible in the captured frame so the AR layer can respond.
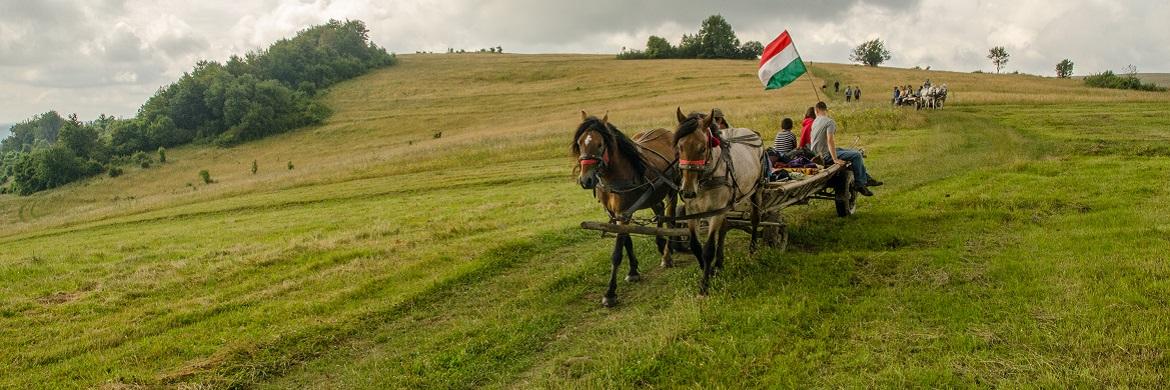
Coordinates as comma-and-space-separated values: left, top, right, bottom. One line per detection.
580, 221, 691, 237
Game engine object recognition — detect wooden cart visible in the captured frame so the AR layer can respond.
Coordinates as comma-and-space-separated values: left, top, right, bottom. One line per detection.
581, 162, 858, 251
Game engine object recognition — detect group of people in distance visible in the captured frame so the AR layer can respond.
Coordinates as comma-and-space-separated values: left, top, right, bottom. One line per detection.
822, 81, 863, 103
892, 79, 943, 106
764, 101, 881, 196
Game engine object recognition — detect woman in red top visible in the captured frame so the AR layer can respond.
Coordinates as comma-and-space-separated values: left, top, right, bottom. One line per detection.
797, 106, 815, 148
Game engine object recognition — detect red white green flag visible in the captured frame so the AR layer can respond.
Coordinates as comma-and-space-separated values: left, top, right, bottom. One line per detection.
758, 30, 807, 90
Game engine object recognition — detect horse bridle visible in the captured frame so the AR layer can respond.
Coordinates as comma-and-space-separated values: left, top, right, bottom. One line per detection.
578, 130, 610, 171
678, 126, 719, 177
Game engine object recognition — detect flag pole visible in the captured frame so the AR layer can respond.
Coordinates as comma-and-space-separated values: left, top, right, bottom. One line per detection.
791, 39, 822, 102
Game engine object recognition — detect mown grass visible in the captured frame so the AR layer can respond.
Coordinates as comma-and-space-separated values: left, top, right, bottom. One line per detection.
2, 55, 1169, 388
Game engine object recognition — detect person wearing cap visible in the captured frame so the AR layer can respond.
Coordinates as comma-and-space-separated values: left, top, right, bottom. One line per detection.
711, 108, 730, 130
809, 101, 883, 196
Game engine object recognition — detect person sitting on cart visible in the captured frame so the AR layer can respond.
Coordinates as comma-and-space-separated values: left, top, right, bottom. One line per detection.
772, 117, 797, 156
809, 101, 883, 196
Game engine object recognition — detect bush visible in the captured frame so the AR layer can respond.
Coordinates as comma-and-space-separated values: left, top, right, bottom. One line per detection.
251, 159, 258, 174
287, 161, 294, 170
199, 169, 212, 184
132, 151, 152, 168
1083, 71, 1167, 91
108, 167, 123, 177
158, 147, 167, 163
10, 146, 98, 195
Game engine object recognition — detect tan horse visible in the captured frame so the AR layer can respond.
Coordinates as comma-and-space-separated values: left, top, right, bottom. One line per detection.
572, 111, 678, 307
673, 108, 764, 295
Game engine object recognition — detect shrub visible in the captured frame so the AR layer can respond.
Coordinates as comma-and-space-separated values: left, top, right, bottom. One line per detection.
108, 167, 123, 177
251, 159, 258, 174
199, 169, 212, 184
287, 161, 294, 170
132, 151, 152, 168
158, 147, 167, 163
1084, 71, 1167, 91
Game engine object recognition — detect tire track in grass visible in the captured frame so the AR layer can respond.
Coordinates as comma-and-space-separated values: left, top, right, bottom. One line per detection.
159, 227, 597, 388
264, 231, 702, 389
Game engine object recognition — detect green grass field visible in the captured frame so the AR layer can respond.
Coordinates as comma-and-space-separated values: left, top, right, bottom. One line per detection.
2, 55, 1169, 388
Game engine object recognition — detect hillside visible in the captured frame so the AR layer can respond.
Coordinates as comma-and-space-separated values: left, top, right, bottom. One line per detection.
1137, 73, 1170, 87
2, 55, 1169, 387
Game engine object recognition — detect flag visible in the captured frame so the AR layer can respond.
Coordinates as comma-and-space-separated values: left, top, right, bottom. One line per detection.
758, 31, 806, 90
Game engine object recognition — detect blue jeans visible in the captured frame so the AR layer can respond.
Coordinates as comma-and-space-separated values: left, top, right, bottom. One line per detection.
826, 148, 869, 186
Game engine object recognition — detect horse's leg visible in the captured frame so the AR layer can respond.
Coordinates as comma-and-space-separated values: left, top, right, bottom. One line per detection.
602, 233, 625, 307
715, 220, 728, 270
688, 220, 704, 269
660, 195, 677, 267
652, 202, 666, 256
624, 231, 641, 282
700, 216, 723, 295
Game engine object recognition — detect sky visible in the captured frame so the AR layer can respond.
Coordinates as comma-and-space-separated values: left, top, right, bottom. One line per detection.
1, 0, 1167, 124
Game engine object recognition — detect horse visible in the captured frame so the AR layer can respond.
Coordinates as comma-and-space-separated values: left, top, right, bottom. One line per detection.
672, 108, 764, 295
572, 111, 679, 307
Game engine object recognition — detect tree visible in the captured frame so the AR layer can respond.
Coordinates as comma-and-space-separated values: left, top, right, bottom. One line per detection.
1056, 59, 1074, 78
645, 35, 674, 59
58, 116, 99, 160
849, 39, 892, 67
738, 41, 764, 59
988, 46, 1009, 73
695, 15, 740, 59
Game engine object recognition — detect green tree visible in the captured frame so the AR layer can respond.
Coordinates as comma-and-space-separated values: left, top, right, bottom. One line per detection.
10, 145, 99, 195
645, 35, 674, 59
1, 111, 65, 153
849, 39, 892, 66
738, 41, 764, 59
988, 46, 1010, 73
58, 115, 99, 160
696, 15, 740, 59
1056, 59, 1074, 78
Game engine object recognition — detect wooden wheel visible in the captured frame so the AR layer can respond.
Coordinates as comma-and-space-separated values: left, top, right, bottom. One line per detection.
834, 171, 857, 217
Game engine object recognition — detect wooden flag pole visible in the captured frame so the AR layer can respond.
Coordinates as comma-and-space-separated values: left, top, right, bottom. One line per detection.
791, 40, 822, 102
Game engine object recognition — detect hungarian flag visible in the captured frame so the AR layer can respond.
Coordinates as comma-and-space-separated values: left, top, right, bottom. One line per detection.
758, 31, 807, 90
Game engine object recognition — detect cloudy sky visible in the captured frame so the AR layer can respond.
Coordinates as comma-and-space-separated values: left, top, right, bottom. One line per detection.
1, 0, 1167, 125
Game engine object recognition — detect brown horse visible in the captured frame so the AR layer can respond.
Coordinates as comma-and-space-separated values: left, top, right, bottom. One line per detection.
673, 108, 764, 295
572, 111, 678, 307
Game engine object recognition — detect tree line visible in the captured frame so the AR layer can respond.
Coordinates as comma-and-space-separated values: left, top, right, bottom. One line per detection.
618, 15, 763, 60
0, 19, 396, 195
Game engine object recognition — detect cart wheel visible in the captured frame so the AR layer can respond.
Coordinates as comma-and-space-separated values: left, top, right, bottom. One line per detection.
761, 212, 788, 252
834, 171, 857, 217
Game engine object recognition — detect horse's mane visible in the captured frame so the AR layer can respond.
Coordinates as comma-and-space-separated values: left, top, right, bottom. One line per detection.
672, 112, 709, 143
571, 116, 645, 176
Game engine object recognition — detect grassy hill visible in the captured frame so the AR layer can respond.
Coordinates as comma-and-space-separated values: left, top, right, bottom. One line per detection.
1, 55, 1169, 388
1137, 73, 1170, 88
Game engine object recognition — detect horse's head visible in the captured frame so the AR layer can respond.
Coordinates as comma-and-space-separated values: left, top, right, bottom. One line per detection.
572, 111, 611, 189
673, 107, 715, 200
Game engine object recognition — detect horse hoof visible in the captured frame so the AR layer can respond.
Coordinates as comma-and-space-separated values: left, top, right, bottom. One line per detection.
602, 296, 618, 307
625, 274, 642, 282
